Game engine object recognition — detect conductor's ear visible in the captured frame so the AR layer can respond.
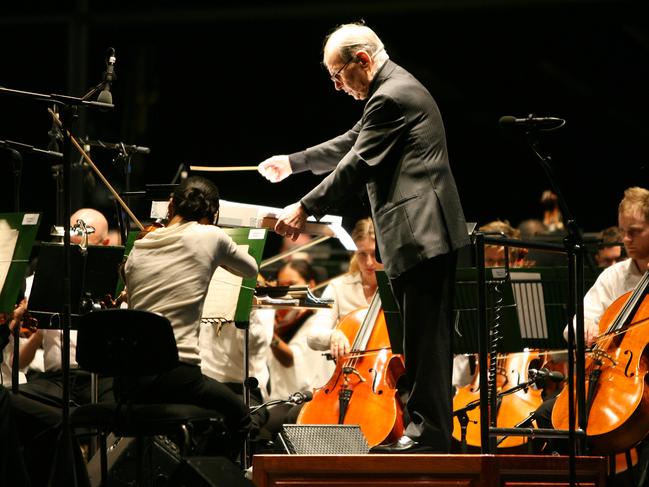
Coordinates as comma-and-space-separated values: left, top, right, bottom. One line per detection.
356, 51, 371, 66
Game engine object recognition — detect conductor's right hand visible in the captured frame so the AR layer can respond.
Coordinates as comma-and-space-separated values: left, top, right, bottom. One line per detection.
258, 155, 293, 183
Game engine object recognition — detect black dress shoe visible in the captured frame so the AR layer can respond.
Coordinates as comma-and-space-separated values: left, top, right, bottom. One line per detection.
369, 436, 436, 454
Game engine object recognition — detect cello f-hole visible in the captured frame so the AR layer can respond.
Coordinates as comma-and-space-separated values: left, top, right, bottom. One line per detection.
624, 349, 634, 378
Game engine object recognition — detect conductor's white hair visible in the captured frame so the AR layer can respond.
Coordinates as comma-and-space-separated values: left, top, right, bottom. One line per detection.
323, 23, 389, 65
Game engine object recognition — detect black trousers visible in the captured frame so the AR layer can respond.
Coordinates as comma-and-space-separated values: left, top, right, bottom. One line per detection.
389, 252, 457, 452
0, 386, 30, 486
19, 369, 114, 407
8, 387, 90, 487
114, 362, 250, 457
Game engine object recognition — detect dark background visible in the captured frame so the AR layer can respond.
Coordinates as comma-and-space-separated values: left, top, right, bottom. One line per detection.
1, 0, 647, 247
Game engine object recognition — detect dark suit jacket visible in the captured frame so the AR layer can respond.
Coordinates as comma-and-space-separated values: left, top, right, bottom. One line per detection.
289, 60, 469, 279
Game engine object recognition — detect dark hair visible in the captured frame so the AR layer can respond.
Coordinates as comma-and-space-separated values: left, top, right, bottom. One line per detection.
279, 259, 317, 284
171, 176, 220, 223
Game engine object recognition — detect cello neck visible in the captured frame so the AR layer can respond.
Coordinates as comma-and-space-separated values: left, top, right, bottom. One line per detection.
606, 270, 649, 334
351, 291, 382, 352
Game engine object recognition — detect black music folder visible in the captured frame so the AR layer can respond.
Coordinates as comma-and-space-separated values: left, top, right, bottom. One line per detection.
376, 270, 404, 355
28, 243, 124, 323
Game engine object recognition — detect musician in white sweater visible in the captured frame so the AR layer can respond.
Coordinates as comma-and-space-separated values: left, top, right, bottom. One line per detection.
124, 176, 258, 457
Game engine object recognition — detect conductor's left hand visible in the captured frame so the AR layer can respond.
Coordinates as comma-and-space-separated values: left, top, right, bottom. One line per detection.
276, 202, 307, 241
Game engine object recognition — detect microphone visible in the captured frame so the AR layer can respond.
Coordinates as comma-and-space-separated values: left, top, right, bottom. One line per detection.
499, 115, 565, 131
529, 367, 565, 382
287, 390, 313, 405
83, 138, 151, 155
97, 47, 116, 105
248, 390, 314, 415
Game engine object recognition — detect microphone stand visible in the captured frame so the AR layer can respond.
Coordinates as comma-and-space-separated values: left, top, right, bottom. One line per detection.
453, 372, 568, 453
524, 129, 587, 487
0, 86, 112, 487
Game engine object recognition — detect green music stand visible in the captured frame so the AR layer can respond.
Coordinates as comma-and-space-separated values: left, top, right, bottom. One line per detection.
0, 212, 40, 313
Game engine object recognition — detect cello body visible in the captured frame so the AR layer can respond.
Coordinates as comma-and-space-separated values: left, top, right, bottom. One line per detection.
452, 350, 545, 449
552, 274, 649, 454
297, 296, 406, 447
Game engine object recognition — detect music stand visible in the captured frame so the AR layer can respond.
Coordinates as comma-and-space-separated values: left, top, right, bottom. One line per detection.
0, 213, 41, 393
375, 270, 403, 355
452, 266, 602, 354
28, 243, 125, 324
199, 227, 267, 470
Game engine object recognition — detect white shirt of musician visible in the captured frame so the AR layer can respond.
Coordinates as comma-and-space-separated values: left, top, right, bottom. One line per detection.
564, 258, 641, 341
200, 308, 274, 400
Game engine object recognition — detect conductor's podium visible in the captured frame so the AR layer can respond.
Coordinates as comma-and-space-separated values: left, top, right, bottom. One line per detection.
252, 453, 607, 487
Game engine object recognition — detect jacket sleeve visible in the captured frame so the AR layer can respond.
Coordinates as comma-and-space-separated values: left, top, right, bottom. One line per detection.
288, 121, 361, 175
300, 95, 407, 218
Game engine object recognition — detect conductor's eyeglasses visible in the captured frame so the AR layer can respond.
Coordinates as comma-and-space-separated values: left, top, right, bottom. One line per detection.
330, 57, 354, 82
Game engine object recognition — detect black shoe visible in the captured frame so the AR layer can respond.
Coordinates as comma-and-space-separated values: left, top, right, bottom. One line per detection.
369, 436, 437, 454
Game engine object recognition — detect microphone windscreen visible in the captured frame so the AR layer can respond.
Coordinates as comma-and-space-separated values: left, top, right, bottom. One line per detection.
303, 390, 313, 402
97, 89, 112, 105
499, 115, 517, 126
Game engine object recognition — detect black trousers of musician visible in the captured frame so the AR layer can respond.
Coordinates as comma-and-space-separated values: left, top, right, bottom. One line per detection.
114, 362, 250, 459
0, 386, 30, 486
389, 251, 457, 453
8, 387, 90, 487
19, 369, 114, 407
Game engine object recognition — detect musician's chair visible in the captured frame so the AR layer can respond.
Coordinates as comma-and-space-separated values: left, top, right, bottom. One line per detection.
71, 309, 227, 486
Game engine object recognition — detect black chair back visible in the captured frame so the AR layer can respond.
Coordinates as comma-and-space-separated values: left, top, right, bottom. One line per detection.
76, 309, 179, 377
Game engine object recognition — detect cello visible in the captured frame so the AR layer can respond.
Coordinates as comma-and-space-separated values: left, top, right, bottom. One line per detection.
552, 270, 649, 454
452, 350, 545, 449
297, 292, 406, 447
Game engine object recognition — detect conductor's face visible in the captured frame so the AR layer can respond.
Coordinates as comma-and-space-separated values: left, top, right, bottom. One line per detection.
326, 51, 372, 101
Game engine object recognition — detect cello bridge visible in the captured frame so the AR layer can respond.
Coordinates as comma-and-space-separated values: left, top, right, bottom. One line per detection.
591, 349, 617, 366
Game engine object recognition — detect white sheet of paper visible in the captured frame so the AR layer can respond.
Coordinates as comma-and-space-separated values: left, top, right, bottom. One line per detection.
510, 272, 548, 339
202, 244, 249, 321
0, 220, 19, 292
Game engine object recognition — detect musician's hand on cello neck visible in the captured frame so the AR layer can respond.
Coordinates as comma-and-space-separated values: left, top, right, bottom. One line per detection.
258, 155, 293, 183
276, 202, 308, 241
329, 329, 350, 360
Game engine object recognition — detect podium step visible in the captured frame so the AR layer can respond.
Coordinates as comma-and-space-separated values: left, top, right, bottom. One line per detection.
252, 453, 607, 487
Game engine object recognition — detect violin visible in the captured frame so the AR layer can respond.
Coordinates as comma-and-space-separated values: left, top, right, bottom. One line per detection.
552, 270, 649, 454
1, 299, 37, 338
452, 350, 545, 450
297, 293, 406, 447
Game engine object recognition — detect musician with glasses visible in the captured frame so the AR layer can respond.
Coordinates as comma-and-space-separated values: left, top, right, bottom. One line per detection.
258, 22, 469, 454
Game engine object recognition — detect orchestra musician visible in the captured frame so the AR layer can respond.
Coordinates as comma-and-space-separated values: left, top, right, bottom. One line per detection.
123, 176, 258, 458
267, 260, 329, 401
1, 300, 87, 487
534, 187, 649, 446
594, 226, 625, 268
258, 22, 469, 453
307, 217, 382, 361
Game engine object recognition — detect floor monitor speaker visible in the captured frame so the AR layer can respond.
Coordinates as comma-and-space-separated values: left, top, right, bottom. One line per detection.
277, 424, 370, 454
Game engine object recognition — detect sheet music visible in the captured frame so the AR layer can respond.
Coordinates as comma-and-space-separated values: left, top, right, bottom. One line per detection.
510, 272, 548, 339
202, 244, 249, 321
0, 220, 19, 292
219, 199, 355, 249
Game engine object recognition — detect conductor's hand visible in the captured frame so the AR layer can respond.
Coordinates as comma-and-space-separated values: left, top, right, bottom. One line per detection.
258, 155, 293, 183
275, 202, 307, 241
329, 329, 351, 360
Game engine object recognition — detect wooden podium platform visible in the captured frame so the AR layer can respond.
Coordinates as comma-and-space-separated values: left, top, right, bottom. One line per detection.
252, 454, 607, 487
